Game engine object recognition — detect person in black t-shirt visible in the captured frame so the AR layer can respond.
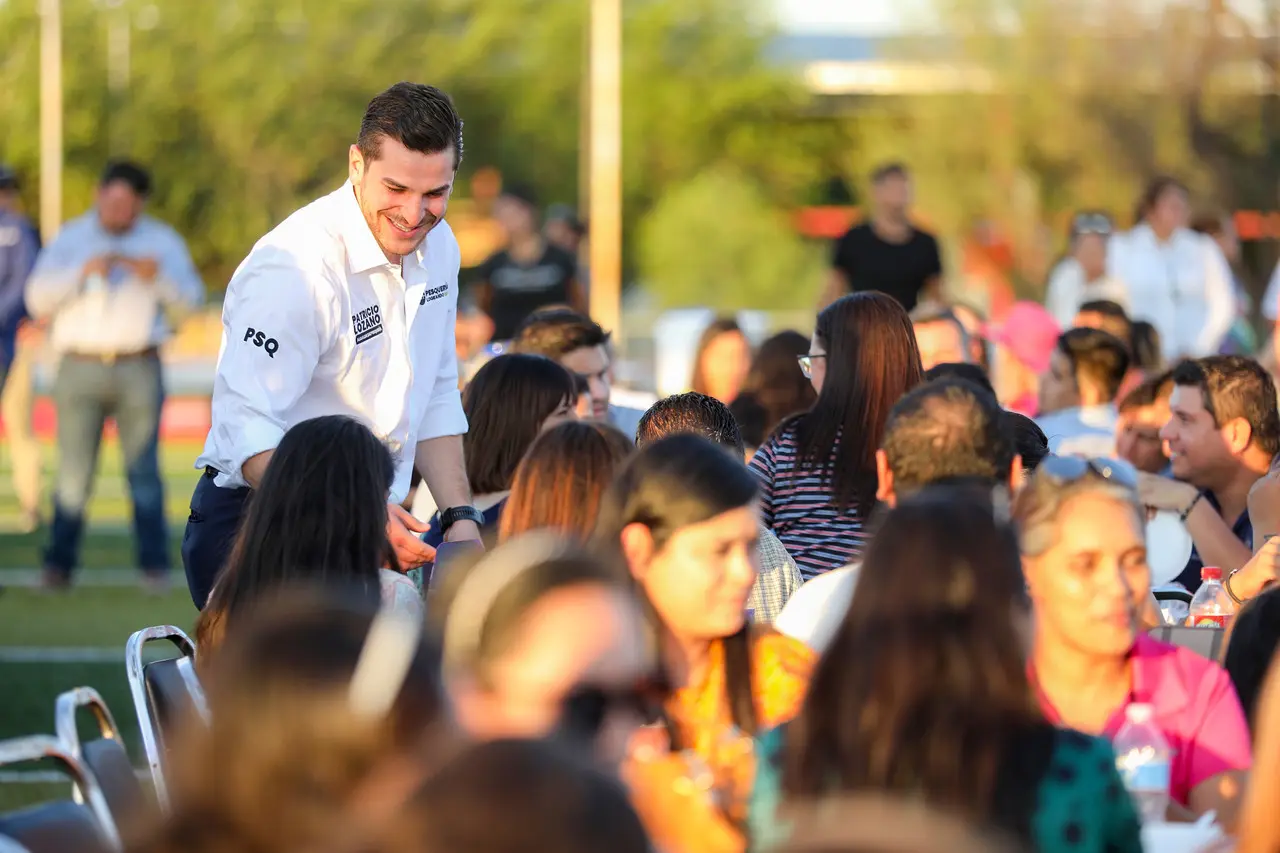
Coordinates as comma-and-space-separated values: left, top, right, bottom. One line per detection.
474, 184, 586, 341
822, 162, 943, 313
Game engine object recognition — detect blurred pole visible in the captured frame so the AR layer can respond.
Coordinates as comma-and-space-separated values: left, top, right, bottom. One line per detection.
107, 3, 130, 154
588, 0, 621, 338
39, 0, 63, 242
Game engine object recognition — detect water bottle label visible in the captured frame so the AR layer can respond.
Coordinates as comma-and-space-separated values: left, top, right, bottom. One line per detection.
1191, 614, 1228, 628
1117, 759, 1170, 792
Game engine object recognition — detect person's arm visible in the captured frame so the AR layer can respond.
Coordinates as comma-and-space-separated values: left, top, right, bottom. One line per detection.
819, 232, 854, 311
1045, 261, 1080, 329
1139, 474, 1252, 572
1194, 237, 1237, 357
23, 222, 97, 320
146, 226, 205, 322
0, 223, 37, 330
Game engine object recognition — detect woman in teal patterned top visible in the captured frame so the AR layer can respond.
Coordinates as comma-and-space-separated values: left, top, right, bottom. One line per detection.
749, 488, 1142, 853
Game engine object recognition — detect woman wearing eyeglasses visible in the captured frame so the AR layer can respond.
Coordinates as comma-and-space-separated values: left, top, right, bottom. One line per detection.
596, 434, 814, 853
429, 532, 660, 770
1045, 212, 1130, 329
1015, 456, 1252, 827
751, 292, 923, 581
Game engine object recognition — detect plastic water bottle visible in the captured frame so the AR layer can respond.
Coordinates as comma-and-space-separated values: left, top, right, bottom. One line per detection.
1113, 703, 1171, 823
1187, 566, 1235, 628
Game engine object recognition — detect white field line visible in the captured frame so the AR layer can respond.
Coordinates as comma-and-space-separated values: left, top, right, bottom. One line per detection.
0, 769, 148, 784
0, 647, 126, 663
0, 568, 156, 587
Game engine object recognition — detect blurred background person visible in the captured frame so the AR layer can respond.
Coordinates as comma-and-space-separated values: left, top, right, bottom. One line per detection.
923, 361, 994, 395
909, 305, 971, 371
690, 317, 753, 404
774, 796, 1027, 853
1142, 356, 1278, 593
1109, 176, 1235, 362
368, 739, 650, 853
1045, 211, 1128, 327
1016, 456, 1251, 824
757, 488, 1142, 853
1191, 211, 1256, 358
1129, 320, 1165, 377
473, 184, 586, 343
1115, 371, 1173, 475
429, 535, 655, 768
728, 330, 815, 460
951, 302, 991, 372
1036, 327, 1131, 458
821, 163, 943, 312
1072, 300, 1131, 346
25, 160, 204, 590
512, 308, 645, 436
0, 163, 41, 533
139, 592, 448, 853
987, 301, 1060, 417
596, 434, 814, 853
544, 202, 589, 301
414, 353, 578, 539
752, 292, 923, 580
498, 420, 633, 543
1003, 411, 1049, 480
636, 392, 804, 624
195, 415, 421, 660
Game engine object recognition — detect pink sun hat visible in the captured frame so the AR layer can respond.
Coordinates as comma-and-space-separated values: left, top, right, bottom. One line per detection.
986, 301, 1061, 374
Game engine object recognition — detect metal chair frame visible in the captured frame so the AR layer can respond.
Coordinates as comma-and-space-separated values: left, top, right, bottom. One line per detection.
124, 625, 203, 812
53, 687, 124, 808
0, 735, 122, 852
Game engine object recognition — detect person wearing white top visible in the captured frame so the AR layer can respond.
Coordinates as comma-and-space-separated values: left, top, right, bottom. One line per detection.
775, 377, 1022, 652
1044, 211, 1130, 328
1107, 177, 1235, 362
182, 83, 483, 609
25, 161, 205, 589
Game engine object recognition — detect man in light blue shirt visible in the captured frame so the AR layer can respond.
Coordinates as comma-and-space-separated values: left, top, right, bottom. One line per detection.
25, 161, 204, 589
1036, 326, 1131, 459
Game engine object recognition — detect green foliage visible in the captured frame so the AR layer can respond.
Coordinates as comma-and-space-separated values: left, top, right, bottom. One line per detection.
637, 166, 825, 310
0, 0, 843, 308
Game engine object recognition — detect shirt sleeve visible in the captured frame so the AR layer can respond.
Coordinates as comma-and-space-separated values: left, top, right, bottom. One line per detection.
830, 229, 855, 277
1045, 261, 1080, 329
211, 251, 337, 480
417, 257, 468, 442
23, 224, 85, 320
1193, 238, 1236, 357
0, 223, 37, 331
153, 227, 206, 314
923, 232, 943, 279
749, 436, 779, 529
1183, 663, 1252, 797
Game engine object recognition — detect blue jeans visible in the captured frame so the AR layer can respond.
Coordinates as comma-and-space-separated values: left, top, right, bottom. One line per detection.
44, 352, 169, 575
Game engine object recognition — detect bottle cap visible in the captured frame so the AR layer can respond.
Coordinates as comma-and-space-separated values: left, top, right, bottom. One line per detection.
1125, 703, 1154, 724
1202, 566, 1223, 581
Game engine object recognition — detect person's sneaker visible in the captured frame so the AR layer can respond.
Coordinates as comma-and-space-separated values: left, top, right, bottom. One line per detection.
39, 567, 72, 592
140, 570, 170, 596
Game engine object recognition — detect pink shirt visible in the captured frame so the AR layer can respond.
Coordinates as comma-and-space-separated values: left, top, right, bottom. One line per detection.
1035, 634, 1252, 805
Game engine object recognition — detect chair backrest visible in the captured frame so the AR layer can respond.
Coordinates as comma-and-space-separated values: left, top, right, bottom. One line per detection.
125, 626, 205, 812
55, 688, 149, 841
1149, 625, 1226, 660
0, 736, 122, 853
1153, 587, 1194, 605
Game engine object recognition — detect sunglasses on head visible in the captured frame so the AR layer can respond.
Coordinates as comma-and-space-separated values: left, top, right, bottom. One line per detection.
1035, 455, 1139, 490
556, 675, 669, 743
1072, 213, 1113, 237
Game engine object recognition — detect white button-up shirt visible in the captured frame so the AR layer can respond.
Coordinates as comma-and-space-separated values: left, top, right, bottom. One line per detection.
196, 182, 467, 503
1108, 223, 1235, 361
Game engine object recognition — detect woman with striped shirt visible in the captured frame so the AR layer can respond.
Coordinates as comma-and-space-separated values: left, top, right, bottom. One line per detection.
749, 292, 923, 580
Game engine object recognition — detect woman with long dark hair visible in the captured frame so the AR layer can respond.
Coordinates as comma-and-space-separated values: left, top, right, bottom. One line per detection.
595, 434, 813, 853
690, 317, 753, 404
750, 292, 923, 579
415, 353, 577, 541
729, 331, 816, 456
753, 487, 1142, 853
195, 415, 417, 658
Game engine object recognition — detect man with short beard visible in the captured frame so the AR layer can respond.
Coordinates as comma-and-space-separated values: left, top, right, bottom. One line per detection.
183, 83, 482, 608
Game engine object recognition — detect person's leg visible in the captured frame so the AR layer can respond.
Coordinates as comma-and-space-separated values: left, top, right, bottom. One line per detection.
2, 339, 43, 530
180, 472, 251, 609
44, 357, 108, 582
113, 353, 169, 578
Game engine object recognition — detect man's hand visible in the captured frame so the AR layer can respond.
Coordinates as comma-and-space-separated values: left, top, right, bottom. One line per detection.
121, 256, 159, 282
82, 255, 115, 279
1230, 535, 1280, 602
386, 503, 435, 570
443, 518, 482, 543
1138, 472, 1199, 514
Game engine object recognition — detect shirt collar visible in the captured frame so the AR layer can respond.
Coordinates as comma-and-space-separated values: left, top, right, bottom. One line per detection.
336, 181, 394, 275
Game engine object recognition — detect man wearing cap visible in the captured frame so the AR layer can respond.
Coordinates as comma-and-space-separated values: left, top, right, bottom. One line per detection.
0, 166, 37, 395
183, 82, 483, 609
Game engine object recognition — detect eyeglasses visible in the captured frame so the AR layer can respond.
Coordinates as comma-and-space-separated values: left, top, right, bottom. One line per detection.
1072, 213, 1113, 237
797, 353, 826, 379
1035, 455, 1139, 490
556, 675, 669, 742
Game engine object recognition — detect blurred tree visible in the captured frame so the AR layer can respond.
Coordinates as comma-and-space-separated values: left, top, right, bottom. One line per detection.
0, 0, 844, 307
636, 166, 825, 309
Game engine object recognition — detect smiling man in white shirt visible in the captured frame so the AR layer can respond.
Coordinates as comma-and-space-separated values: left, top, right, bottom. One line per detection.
182, 82, 481, 608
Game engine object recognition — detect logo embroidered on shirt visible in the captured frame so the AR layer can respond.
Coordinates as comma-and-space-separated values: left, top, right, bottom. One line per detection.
353, 305, 384, 345
420, 283, 449, 305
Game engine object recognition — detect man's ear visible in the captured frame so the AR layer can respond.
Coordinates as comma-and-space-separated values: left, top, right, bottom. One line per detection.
619, 522, 655, 581
349, 143, 365, 185
875, 448, 896, 507
1224, 416, 1254, 457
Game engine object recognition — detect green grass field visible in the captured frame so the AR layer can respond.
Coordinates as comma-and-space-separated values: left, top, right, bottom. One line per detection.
0, 438, 204, 810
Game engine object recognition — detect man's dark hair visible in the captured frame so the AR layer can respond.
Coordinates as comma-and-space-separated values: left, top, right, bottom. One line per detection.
636, 393, 745, 458
1118, 369, 1174, 414
923, 362, 994, 397
511, 308, 610, 360
0, 164, 19, 192
1001, 411, 1049, 472
1058, 327, 1131, 403
871, 162, 909, 184
357, 82, 464, 167
100, 160, 151, 197
881, 378, 1015, 496
1172, 356, 1280, 457
1077, 300, 1128, 321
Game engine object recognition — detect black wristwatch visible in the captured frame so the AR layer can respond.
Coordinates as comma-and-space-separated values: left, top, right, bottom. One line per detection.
440, 505, 485, 534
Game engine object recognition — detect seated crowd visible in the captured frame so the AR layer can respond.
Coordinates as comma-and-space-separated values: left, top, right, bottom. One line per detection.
20, 292, 1280, 853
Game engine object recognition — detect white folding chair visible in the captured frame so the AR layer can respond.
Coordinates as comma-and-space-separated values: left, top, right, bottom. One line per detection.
0, 735, 122, 853
125, 625, 207, 811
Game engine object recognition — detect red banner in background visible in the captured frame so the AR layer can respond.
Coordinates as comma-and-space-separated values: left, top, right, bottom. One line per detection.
1, 396, 211, 442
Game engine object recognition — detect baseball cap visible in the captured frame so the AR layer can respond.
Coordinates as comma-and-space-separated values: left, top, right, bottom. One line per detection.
985, 302, 1061, 375
0, 165, 18, 191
